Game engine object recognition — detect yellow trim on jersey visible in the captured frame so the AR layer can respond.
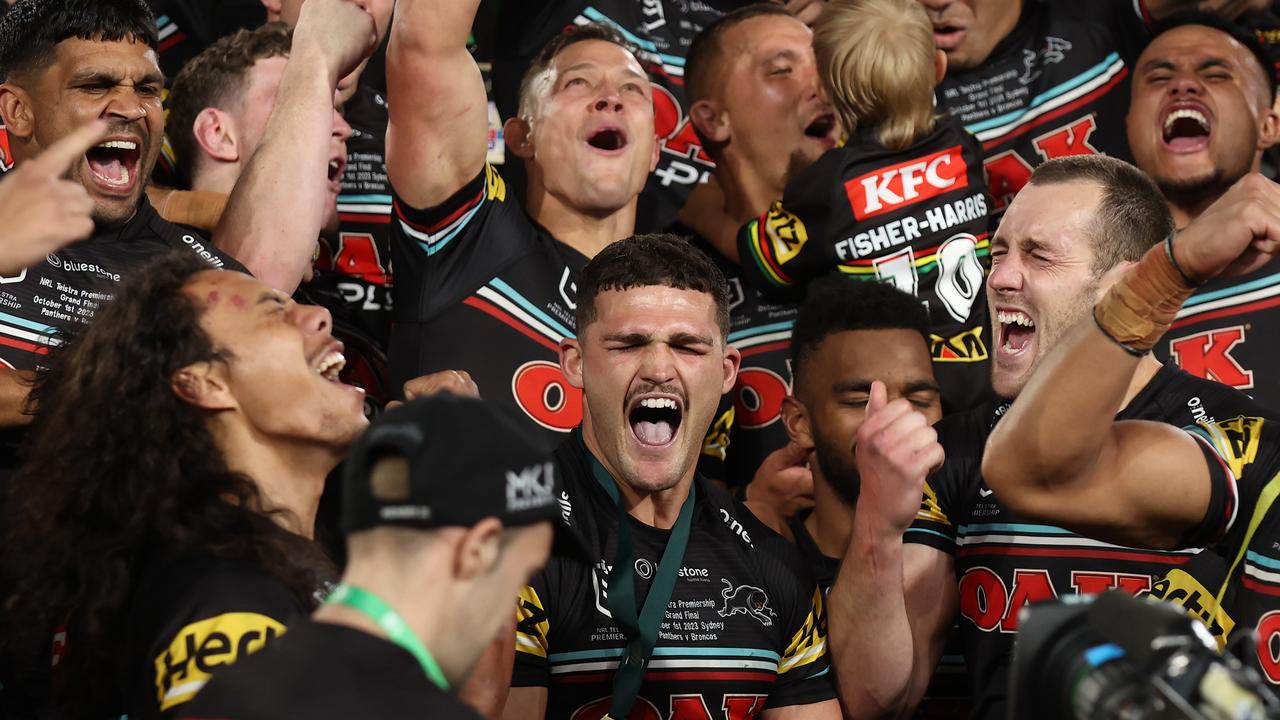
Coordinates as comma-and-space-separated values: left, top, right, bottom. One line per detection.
515, 585, 550, 658
1198, 415, 1264, 479
835, 237, 991, 277
916, 481, 950, 526
779, 588, 827, 674
153, 612, 286, 710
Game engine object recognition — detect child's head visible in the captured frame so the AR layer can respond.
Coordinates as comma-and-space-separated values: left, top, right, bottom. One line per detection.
814, 0, 941, 150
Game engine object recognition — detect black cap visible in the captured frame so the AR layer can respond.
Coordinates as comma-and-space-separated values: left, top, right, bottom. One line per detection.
341, 394, 562, 534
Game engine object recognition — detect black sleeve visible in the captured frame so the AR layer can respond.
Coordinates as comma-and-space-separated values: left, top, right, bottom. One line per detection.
389, 164, 534, 322
1182, 416, 1280, 558
905, 413, 983, 553
512, 566, 555, 688
143, 568, 303, 719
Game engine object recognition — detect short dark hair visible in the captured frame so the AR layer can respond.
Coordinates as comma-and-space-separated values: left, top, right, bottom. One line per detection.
167, 23, 292, 188
789, 277, 931, 385
1143, 10, 1276, 104
1027, 155, 1174, 274
0, 0, 158, 80
575, 234, 731, 337
685, 4, 793, 108
516, 22, 637, 120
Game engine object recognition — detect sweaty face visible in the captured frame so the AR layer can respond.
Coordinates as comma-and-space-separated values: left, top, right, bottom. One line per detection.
716, 14, 837, 186
1127, 25, 1275, 208
525, 40, 658, 214
917, 0, 1021, 72
794, 328, 941, 506
20, 38, 164, 226
232, 57, 350, 235
186, 271, 368, 450
987, 181, 1102, 398
572, 286, 737, 495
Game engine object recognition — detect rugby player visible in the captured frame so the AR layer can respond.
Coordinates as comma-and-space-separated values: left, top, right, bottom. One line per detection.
183, 395, 557, 719
261, 0, 397, 352
733, 0, 992, 413
0, 0, 243, 427
384, 0, 659, 442
827, 155, 1267, 719
1125, 13, 1280, 410
504, 234, 840, 720
921, 0, 1248, 213
675, 4, 834, 496
3, 252, 369, 718
981, 172, 1280, 687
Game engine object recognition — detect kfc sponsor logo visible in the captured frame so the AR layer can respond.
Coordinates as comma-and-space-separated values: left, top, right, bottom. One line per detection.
846, 145, 968, 220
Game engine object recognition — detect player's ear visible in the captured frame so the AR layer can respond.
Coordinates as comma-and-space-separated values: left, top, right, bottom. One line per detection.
934, 48, 948, 87
259, 0, 284, 20
690, 98, 730, 145
0, 83, 34, 142
171, 361, 236, 412
505, 117, 535, 160
1257, 104, 1280, 151
781, 396, 815, 451
455, 517, 503, 579
560, 337, 584, 389
192, 108, 240, 164
721, 344, 741, 394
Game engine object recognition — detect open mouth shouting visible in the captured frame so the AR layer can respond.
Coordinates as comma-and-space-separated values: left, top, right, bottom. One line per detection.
1160, 103, 1212, 154
85, 137, 143, 195
310, 340, 350, 385
931, 23, 967, 51
996, 308, 1036, 360
586, 124, 630, 154
804, 113, 838, 149
627, 393, 685, 450
327, 154, 347, 195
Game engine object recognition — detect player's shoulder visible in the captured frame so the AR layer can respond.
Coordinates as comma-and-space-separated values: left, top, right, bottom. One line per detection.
698, 479, 817, 591
1133, 362, 1270, 426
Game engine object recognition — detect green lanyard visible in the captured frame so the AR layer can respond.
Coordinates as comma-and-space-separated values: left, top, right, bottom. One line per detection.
324, 583, 451, 692
586, 437, 695, 720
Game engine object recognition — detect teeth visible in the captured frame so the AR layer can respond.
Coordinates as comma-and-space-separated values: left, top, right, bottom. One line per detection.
314, 351, 346, 380
997, 310, 1034, 327
639, 397, 677, 410
1163, 108, 1209, 133
329, 160, 340, 171
97, 140, 138, 151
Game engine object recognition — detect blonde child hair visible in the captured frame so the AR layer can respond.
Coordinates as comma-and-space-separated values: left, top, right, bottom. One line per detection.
813, 0, 939, 150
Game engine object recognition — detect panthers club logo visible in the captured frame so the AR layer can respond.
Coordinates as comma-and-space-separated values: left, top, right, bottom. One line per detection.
717, 579, 776, 627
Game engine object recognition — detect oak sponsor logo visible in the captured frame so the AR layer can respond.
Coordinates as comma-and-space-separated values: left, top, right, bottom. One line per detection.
846, 145, 968, 220
959, 567, 1149, 633
570, 694, 769, 720
153, 612, 285, 710
1170, 326, 1254, 389
929, 326, 988, 362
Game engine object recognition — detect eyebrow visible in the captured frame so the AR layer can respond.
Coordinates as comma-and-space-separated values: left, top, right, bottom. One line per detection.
560, 62, 647, 81
602, 331, 714, 345
1141, 57, 1234, 74
69, 69, 164, 86
763, 49, 801, 65
256, 291, 285, 307
833, 379, 942, 394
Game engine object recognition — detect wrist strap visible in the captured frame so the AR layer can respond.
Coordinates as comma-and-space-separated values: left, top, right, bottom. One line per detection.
325, 583, 451, 691
1093, 240, 1197, 355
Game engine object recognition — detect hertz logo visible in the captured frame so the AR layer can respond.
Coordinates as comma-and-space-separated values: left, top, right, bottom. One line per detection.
153, 612, 285, 710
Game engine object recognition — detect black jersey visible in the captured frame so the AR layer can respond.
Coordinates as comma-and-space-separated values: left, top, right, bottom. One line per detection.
388, 166, 587, 443
512, 432, 836, 720
179, 620, 481, 720
491, 1, 746, 234
683, 234, 798, 488
1181, 412, 1280, 686
314, 81, 394, 352
905, 363, 1256, 720
737, 115, 993, 412
0, 198, 242, 372
1154, 257, 1280, 414
114, 538, 332, 720
938, 0, 1147, 212
147, 1, 266, 83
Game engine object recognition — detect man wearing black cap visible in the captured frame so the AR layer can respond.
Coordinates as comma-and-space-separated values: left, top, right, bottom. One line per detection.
179, 394, 559, 719
503, 234, 839, 720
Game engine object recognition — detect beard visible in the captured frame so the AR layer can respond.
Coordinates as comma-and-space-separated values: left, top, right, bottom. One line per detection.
1155, 167, 1233, 213
813, 432, 860, 507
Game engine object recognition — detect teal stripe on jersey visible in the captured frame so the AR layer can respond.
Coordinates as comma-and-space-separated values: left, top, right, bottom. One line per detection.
1247, 550, 1280, 570
1183, 273, 1280, 307
549, 646, 782, 663
488, 278, 575, 339
957, 522, 1076, 536
0, 311, 56, 335
966, 53, 1121, 134
338, 194, 393, 204
581, 7, 685, 66
905, 527, 955, 543
728, 320, 795, 344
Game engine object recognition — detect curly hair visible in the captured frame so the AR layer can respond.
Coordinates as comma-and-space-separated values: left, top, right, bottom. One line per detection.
3, 253, 330, 714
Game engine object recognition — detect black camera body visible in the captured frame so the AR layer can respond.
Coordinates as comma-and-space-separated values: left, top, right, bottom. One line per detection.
1009, 590, 1279, 720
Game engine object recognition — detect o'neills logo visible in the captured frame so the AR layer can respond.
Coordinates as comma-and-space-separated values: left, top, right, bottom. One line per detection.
182, 235, 226, 269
